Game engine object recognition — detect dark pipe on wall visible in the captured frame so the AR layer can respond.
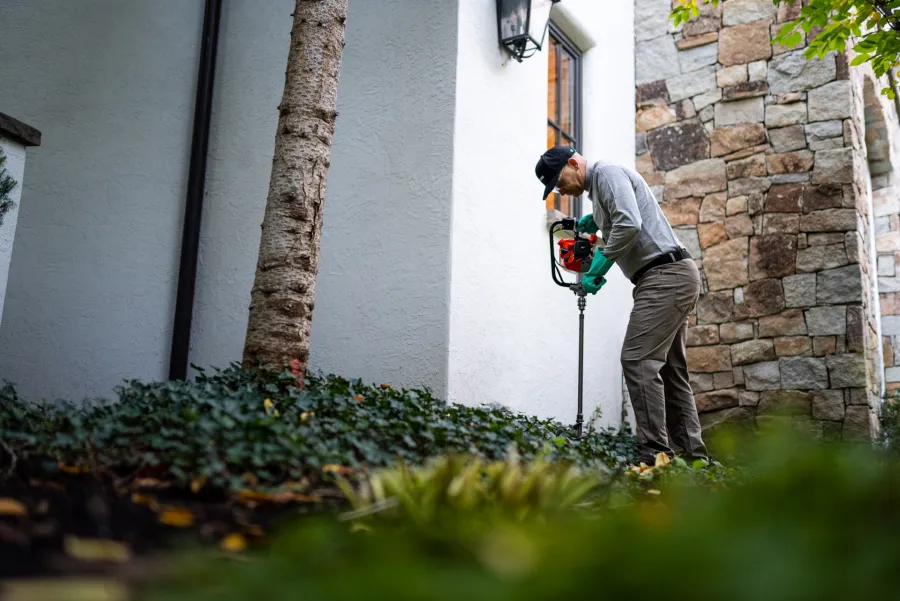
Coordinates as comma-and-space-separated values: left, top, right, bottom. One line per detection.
169, 0, 223, 380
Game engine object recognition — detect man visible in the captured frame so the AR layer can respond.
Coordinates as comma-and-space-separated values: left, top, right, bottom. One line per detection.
535, 145, 709, 465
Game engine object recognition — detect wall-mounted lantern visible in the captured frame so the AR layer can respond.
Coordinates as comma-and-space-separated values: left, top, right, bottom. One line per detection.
496, 0, 561, 62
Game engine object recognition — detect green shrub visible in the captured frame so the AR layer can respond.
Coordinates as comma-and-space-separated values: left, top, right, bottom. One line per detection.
0, 365, 637, 492
140, 436, 899, 601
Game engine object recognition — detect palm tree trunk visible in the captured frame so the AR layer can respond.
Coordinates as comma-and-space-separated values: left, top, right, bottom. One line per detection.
242, 0, 348, 377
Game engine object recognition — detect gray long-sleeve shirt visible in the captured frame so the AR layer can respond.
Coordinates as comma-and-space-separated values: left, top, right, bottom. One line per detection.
585, 160, 685, 281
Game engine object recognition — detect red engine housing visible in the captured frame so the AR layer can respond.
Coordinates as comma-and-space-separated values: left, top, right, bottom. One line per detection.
558, 235, 597, 273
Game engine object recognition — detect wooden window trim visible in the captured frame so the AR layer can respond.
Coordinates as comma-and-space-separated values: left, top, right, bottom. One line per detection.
547, 21, 583, 217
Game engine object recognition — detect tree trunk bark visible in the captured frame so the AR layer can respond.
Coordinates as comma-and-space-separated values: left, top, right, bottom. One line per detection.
242, 0, 348, 377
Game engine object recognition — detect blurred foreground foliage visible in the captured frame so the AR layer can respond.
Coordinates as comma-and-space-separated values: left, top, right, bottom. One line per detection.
142, 417, 900, 601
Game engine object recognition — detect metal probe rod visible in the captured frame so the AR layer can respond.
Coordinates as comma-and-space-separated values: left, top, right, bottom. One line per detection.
576, 293, 586, 437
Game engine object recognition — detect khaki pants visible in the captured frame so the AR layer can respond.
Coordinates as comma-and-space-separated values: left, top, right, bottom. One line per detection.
621, 258, 709, 465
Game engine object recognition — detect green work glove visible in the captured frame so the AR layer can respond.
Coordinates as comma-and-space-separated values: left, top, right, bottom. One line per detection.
576, 213, 599, 234
582, 251, 614, 295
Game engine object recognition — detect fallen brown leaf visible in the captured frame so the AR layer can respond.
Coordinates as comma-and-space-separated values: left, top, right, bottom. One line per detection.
0, 497, 27, 516
158, 507, 194, 527
63, 536, 132, 563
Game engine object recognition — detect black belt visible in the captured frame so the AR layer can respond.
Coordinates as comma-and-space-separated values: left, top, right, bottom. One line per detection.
631, 248, 691, 285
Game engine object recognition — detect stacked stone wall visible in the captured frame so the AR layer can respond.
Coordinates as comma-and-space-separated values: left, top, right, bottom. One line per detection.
634, 0, 891, 439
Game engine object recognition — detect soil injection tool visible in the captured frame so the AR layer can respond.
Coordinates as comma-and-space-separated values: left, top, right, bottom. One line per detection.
549, 217, 601, 438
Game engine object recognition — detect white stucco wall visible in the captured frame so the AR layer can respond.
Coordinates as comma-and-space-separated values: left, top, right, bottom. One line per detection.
448, 0, 636, 427
188, 0, 459, 396
0, 137, 26, 326
0, 0, 203, 400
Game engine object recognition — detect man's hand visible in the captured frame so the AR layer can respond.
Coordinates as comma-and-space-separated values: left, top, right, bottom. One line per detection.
576, 214, 599, 234
582, 275, 606, 295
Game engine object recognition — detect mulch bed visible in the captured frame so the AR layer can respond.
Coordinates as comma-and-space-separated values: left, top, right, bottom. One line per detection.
0, 469, 345, 582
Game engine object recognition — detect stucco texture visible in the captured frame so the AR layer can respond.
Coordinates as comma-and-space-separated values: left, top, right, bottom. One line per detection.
0, 0, 203, 400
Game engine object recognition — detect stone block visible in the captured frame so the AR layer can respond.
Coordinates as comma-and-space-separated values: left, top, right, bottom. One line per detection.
739, 390, 759, 405
635, 0, 673, 41
727, 153, 767, 179
715, 97, 765, 127
731, 339, 776, 365
877, 232, 900, 254
771, 173, 810, 184
762, 213, 800, 234
780, 357, 829, 389
765, 183, 803, 212
719, 19, 773, 66
811, 148, 854, 184
826, 353, 866, 387
775, 336, 812, 356
667, 65, 718, 102
729, 177, 772, 196
694, 88, 723, 111
799, 209, 856, 232
846, 305, 863, 352
719, 321, 754, 343
685, 16, 722, 37
748, 59, 768, 81
679, 41, 719, 72
750, 234, 797, 280
727, 195, 747, 215
714, 370, 735, 389
758, 309, 807, 337
695, 389, 740, 413
783, 273, 816, 307
665, 159, 727, 199
873, 187, 900, 217
636, 81, 670, 107
879, 254, 895, 277
809, 138, 844, 151
724, 143, 771, 162
767, 150, 814, 174
805, 120, 844, 143
687, 345, 734, 372
636, 105, 677, 132
844, 232, 860, 265
723, 80, 770, 100
811, 390, 844, 421
882, 315, 900, 336
718, 64, 748, 88
636, 35, 681, 84
678, 31, 720, 50
796, 243, 848, 273
636, 133, 649, 155
700, 191, 728, 222
817, 264, 862, 304
842, 406, 872, 441
724, 214, 754, 239
674, 226, 702, 260
765, 103, 808, 128
648, 121, 711, 171
769, 125, 807, 153
687, 324, 720, 346
777, 2, 802, 22
699, 222, 728, 248
698, 290, 735, 323
743, 361, 782, 390
704, 237, 750, 290
758, 389, 812, 415
802, 183, 843, 212
710, 124, 767, 156
700, 105, 715, 123
807, 80, 852, 122
806, 306, 846, 335
734, 278, 785, 318
690, 372, 714, 392
723, 0, 777, 25
782, 273, 816, 307
813, 336, 837, 356
768, 50, 836, 94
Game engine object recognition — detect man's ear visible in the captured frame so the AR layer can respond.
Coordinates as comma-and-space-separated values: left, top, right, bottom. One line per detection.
567, 157, 579, 168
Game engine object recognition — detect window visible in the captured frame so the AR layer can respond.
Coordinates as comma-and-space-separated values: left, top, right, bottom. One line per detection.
546, 23, 582, 217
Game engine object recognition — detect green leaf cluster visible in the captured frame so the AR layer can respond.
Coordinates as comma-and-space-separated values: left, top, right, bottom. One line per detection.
0, 365, 637, 492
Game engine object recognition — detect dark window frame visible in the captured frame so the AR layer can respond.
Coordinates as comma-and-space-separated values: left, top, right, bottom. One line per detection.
547, 21, 583, 217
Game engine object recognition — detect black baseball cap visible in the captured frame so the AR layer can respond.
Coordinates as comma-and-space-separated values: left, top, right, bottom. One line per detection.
535, 145, 576, 200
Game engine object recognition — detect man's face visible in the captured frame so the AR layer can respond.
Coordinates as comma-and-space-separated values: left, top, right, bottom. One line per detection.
555, 157, 585, 197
